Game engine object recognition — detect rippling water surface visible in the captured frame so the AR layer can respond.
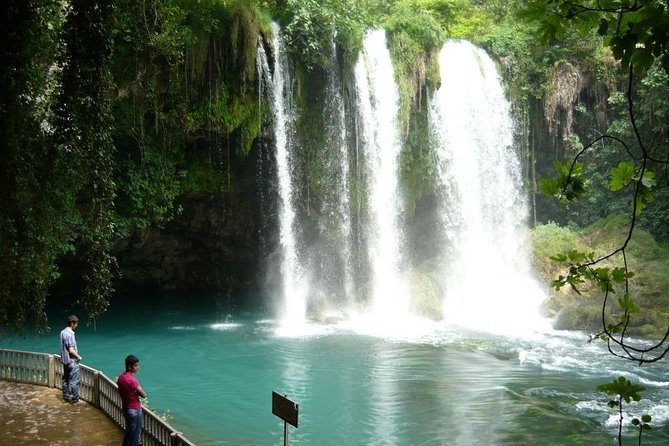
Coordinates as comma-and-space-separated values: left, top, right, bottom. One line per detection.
5, 294, 669, 445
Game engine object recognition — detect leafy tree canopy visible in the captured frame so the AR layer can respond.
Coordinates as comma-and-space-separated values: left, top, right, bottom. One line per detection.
521, 0, 669, 77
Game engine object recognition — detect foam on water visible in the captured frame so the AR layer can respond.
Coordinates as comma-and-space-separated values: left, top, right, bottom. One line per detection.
169, 326, 196, 331
210, 322, 242, 331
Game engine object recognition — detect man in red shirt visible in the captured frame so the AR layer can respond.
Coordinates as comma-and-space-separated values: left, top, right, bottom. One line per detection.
117, 355, 147, 446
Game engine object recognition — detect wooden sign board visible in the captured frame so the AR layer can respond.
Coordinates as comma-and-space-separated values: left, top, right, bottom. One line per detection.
272, 391, 299, 428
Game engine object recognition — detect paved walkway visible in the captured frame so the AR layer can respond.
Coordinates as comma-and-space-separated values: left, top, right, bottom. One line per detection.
0, 380, 122, 445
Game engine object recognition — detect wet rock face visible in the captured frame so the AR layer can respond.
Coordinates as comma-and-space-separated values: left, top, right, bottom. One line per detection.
50, 137, 278, 299
113, 138, 276, 295
114, 190, 261, 293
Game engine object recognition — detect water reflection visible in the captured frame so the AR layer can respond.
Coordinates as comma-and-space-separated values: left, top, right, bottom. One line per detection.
368, 343, 401, 445
277, 338, 311, 444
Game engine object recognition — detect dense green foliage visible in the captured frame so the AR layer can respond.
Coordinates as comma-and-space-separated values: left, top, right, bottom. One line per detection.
55, 0, 118, 324
522, 0, 669, 366
1, 0, 276, 331
1, 1, 63, 332
0, 0, 117, 331
1, 0, 668, 359
111, 0, 272, 235
522, 0, 669, 77
275, 0, 378, 71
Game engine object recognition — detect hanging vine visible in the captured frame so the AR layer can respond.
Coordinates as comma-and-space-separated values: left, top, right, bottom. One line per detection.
52, 0, 118, 324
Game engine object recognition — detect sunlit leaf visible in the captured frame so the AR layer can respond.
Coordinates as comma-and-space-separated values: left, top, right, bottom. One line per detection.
549, 254, 569, 262
610, 161, 635, 191
611, 267, 634, 283
618, 294, 640, 314
640, 171, 656, 188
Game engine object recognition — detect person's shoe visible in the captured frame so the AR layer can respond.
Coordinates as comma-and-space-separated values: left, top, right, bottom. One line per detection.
70, 399, 80, 404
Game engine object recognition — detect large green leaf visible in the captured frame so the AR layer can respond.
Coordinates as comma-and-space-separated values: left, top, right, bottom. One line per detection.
610, 161, 635, 191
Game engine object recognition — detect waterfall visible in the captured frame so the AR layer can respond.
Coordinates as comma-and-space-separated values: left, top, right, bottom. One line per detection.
429, 40, 544, 333
318, 38, 355, 309
260, 26, 412, 330
264, 23, 308, 326
354, 30, 410, 320
255, 38, 270, 256
259, 28, 543, 334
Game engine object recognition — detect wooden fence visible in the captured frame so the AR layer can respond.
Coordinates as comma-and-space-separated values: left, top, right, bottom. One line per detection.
0, 348, 195, 446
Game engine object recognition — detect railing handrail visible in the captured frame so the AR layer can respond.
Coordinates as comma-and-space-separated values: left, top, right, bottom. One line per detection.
0, 348, 195, 446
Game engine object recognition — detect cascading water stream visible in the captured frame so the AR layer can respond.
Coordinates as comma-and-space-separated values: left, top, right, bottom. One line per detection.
264, 23, 308, 327
255, 38, 271, 256
429, 40, 546, 334
320, 37, 355, 308
260, 26, 360, 331
353, 30, 410, 321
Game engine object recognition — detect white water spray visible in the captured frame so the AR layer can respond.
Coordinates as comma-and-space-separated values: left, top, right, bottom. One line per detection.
266, 23, 308, 326
354, 30, 410, 321
322, 38, 355, 307
429, 40, 546, 334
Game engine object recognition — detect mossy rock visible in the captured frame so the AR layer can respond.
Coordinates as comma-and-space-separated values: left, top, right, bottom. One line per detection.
553, 305, 601, 331
637, 324, 663, 338
403, 270, 443, 321
309, 307, 349, 324
356, 269, 443, 320
539, 294, 563, 317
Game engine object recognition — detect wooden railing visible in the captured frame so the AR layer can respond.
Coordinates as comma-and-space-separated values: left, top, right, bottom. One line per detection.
0, 348, 195, 446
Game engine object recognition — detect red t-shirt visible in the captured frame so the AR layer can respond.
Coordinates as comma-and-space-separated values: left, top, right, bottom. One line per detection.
117, 371, 142, 410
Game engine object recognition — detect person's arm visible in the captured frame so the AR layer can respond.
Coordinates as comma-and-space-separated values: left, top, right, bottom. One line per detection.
68, 346, 82, 362
136, 384, 147, 399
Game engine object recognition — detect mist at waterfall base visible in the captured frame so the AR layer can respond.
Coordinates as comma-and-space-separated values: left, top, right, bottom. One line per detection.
6, 38, 669, 445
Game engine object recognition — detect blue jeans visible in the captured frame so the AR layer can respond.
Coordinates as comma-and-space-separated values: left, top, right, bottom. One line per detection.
62, 362, 80, 402
123, 408, 143, 446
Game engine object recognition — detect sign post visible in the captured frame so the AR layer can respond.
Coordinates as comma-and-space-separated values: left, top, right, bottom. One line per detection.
272, 391, 298, 446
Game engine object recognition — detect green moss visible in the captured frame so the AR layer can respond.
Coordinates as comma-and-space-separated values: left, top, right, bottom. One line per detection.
379, 2, 445, 212
405, 270, 443, 320
553, 305, 601, 331
292, 66, 330, 211
531, 222, 586, 283
386, 2, 444, 133
400, 100, 436, 214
